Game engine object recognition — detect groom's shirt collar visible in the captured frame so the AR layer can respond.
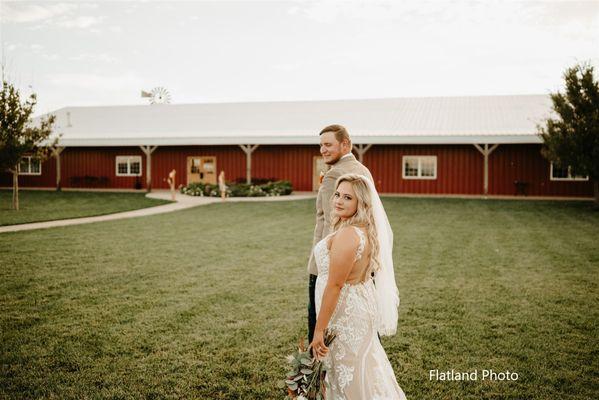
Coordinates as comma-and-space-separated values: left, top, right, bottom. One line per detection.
329, 152, 353, 169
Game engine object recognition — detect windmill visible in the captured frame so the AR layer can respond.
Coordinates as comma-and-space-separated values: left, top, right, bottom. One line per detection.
141, 87, 171, 104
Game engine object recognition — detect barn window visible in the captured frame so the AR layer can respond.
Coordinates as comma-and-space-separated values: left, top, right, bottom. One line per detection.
402, 156, 437, 179
550, 163, 588, 181
18, 156, 42, 175
116, 156, 142, 177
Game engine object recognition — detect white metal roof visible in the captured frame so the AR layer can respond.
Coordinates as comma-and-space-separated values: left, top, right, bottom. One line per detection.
38, 95, 553, 146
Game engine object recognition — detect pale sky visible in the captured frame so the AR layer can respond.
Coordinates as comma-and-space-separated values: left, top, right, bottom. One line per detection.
1, 0, 598, 116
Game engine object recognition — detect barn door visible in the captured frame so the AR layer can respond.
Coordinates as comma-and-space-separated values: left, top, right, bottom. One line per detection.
187, 156, 217, 185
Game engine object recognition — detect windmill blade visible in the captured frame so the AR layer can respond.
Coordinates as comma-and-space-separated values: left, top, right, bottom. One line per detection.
150, 87, 171, 104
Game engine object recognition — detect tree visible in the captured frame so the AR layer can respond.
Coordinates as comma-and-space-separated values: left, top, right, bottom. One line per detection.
0, 80, 57, 210
538, 62, 599, 206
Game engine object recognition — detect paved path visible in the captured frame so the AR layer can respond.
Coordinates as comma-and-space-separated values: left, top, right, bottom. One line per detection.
0, 191, 316, 234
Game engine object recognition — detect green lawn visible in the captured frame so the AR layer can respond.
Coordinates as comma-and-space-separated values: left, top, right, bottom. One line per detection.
0, 190, 172, 226
0, 198, 597, 399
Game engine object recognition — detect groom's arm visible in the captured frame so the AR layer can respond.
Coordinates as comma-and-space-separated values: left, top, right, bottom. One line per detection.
307, 178, 326, 274
313, 169, 338, 245
320, 169, 340, 233
307, 168, 339, 274
312, 189, 325, 246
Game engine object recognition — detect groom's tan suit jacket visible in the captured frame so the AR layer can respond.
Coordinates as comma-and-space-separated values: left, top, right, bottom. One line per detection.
307, 153, 374, 275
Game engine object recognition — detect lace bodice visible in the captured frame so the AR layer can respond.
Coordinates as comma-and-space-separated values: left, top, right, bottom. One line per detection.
312, 225, 407, 399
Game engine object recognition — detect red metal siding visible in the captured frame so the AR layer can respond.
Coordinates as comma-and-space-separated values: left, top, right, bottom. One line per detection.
489, 144, 594, 196
0, 156, 57, 188
1, 143, 593, 197
251, 145, 318, 192
0, 147, 147, 190
60, 147, 146, 189
364, 144, 484, 194
150, 145, 319, 191
151, 145, 246, 189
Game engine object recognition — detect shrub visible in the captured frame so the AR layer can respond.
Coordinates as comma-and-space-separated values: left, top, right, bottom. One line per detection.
179, 182, 225, 197
233, 177, 278, 185
180, 180, 292, 197
261, 180, 292, 196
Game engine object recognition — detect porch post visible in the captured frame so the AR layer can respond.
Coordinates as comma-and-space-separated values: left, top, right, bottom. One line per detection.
139, 145, 158, 192
239, 144, 260, 184
473, 143, 499, 196
354, 144, 372, 163
51, 146, 65, 191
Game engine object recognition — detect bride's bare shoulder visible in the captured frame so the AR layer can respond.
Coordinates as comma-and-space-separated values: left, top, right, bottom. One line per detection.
330, 226, 361, 250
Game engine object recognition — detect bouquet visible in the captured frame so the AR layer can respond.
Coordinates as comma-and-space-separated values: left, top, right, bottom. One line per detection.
278, 329, 337, 400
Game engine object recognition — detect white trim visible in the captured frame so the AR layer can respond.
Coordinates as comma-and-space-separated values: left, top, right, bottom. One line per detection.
115, 155, 142, 177
402, 155, 437, 180
18, 156, 42, 176
549, 163, 589, 181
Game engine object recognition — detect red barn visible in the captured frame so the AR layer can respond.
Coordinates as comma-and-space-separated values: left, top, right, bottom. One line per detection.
2, 95, 594, 197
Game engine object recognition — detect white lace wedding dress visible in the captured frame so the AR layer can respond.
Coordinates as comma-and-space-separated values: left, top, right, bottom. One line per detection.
314, 226, 407, 400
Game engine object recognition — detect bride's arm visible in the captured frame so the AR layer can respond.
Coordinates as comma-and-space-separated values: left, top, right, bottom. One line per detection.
310, 227, 359, 358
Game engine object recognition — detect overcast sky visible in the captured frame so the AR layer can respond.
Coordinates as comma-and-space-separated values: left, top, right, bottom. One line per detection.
1, 0, 598, 116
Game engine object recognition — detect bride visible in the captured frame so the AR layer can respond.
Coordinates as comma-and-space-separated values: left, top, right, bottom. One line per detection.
309, 173, 407, 400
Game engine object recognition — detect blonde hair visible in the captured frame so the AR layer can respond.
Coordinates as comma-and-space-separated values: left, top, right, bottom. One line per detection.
330, 173, 380, 276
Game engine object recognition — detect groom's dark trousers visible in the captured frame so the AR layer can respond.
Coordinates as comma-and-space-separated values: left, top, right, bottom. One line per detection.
308, 274, 318, 344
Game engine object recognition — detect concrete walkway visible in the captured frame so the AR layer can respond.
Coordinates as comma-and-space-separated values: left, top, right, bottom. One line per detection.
0, 191, 316, 234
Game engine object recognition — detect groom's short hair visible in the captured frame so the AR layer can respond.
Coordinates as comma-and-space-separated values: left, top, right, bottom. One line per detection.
319, 124, 352, 149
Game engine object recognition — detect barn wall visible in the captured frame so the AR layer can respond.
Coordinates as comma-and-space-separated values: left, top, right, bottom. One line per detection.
0, 156, 57, 188
488, 144, 594, 196
151, 144, 320, 190
1, 143, 594, 197
363, 144, 484, 194
0, 147, 146, 189
151, 145, 246, 189
251, 145, 319, 191
61, 147, 147, 189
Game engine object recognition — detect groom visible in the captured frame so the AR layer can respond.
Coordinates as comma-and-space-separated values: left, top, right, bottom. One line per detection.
307, 124, 374, 344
